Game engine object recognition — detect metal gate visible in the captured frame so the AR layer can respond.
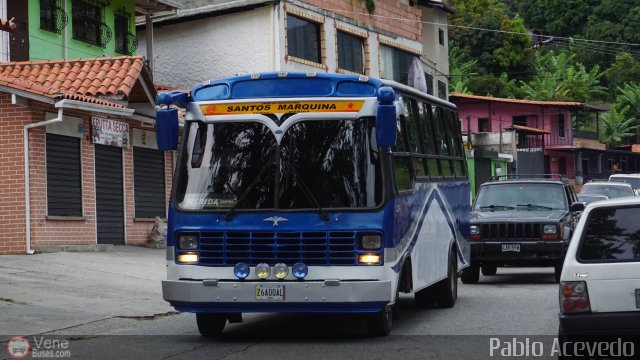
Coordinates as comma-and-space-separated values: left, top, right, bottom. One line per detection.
95, 144, 124, 245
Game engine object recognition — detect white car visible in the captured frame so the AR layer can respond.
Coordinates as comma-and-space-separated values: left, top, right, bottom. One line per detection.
609, 173, 640, 196
558, 197, 640, 338
579, 181, 636, 199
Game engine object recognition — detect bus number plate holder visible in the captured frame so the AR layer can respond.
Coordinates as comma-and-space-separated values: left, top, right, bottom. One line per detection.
255, 285, 285, 301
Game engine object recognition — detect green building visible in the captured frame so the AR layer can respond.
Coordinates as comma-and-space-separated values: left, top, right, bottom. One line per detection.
3, 0, 178, 62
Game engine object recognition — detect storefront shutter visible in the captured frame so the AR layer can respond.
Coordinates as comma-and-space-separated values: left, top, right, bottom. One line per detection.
46, 133, 82, 216
133, 147, 165, 218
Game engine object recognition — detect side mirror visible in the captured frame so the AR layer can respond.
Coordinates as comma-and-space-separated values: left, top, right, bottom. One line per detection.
376, 86, 397, 147
156, 108, 179, 151
570, 201, 586, 212
563, 226, 572, 240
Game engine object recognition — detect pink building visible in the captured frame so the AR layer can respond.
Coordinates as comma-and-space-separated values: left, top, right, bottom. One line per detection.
450, 93, 640, 189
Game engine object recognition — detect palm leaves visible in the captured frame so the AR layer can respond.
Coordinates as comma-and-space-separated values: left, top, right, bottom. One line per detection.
599, 106, 638, 148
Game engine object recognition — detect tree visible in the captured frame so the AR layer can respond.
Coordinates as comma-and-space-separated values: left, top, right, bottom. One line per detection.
449, 0, 533, 75
467, 73, 523, 98
519, 51, 605, 102
615, 83, 640, 142
448, 46, 477, 94
604, 53, 640, 99
599, 106, 638, 148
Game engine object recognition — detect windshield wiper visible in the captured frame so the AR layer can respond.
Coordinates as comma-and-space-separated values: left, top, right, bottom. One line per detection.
516, 203, 553, 210
479, 204, 515, 210
281, 159, 329, 222
224, 154, 276, 221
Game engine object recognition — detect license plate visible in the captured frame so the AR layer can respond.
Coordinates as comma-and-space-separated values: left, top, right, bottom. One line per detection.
502, 244, 521, 252
255, 285, 285, 301
636, 289, 640, 309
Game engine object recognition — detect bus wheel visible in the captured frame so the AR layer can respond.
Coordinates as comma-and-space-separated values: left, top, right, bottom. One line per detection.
435, 250, 458, 308
461, 263, 479, 284
366, 305, 393, 336
196, 313, 227, 337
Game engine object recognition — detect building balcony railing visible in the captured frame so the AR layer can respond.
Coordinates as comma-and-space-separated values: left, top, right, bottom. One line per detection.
546, 129, 600, 147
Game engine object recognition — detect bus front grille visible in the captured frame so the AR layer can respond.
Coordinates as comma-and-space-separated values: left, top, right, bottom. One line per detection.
197, 231, 362, 266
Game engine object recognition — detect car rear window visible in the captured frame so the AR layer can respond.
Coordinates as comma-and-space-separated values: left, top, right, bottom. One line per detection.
580, 184, 635, 198
578, 206, 640, 263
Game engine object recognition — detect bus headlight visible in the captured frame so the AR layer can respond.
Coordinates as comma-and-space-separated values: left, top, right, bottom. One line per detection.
358, 254, 381, 265
233, 263, 250, 279
255, 263, 271, 279
361, 234, 382, 250
178, 234, 198, 250
292, 262, 308, 279
177, 252, 198, 264
273, 263, 289, 279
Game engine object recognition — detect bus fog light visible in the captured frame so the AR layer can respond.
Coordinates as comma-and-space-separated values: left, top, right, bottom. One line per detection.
233, 263, 250, 279
361, 235, 382, 250
255, 263, 271, 279
177, 252, 198, 264
292, 262, 308, 279
178, 234, 198, 250
273, 263, 289, 279
358, 254, 381, 265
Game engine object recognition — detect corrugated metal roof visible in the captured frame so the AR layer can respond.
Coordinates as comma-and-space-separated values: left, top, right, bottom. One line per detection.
449, 92, 606, 112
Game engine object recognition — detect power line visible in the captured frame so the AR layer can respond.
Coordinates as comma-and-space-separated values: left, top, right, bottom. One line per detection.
324, 7, 640, 48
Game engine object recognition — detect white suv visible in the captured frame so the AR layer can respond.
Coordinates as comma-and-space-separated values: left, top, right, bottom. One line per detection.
609, 173, 640, 196
558, 197, 640, 339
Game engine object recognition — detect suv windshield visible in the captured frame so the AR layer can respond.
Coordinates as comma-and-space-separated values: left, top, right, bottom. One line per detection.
474, 183, 567, 211
609, 177, 640, 190
580, 184, 635, 198
175, 118, 382, 211
578, 206, 640, 262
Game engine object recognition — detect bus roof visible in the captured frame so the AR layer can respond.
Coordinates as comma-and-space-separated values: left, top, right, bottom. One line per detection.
189, 72, 456, 111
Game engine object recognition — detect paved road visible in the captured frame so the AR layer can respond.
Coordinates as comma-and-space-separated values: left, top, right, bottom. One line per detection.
1, 249, 563, 359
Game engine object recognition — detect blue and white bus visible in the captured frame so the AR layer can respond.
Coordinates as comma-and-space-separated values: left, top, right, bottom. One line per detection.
155, 72, 470, 336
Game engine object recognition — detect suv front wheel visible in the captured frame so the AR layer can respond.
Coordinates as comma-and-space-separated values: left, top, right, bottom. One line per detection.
461, 263, 479, 284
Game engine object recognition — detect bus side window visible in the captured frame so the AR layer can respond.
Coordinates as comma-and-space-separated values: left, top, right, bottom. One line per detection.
433, 106, 453, 177
402, 97, 427, 178
420, 103, 440, 178
191, 122, 208, 168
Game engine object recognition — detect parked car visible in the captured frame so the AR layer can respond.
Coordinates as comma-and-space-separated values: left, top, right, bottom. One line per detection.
462, 176, 583, 284
579, 181, 636, 198
558, 196, 640, 339
577, 194, 609, 205
609, 173, 640, 196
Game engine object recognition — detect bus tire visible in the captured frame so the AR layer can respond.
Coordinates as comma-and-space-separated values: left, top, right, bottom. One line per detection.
196, 313, 227, 337
366, 305, 393, 336
461, 263, 480, 284
434, 250, 458, 308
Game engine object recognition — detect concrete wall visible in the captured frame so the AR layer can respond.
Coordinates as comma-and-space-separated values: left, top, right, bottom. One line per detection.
0, 92, 174, 254
139, 0, 430, 89
420, 6, 448, 96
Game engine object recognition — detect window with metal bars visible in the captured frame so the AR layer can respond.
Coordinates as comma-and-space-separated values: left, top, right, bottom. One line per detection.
40, 0, 57, 33
72, 0, 108, 47
114, 9, 131, 55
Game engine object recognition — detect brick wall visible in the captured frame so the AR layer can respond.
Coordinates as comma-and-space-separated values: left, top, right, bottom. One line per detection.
0, 93, 174, 254
0, 93, 30, 254
301, 0, 423, 42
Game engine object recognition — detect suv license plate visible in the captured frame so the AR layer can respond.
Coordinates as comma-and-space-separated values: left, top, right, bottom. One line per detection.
502, 244, 521, 252
636, 289, 640, 309
255, 285, 285, 301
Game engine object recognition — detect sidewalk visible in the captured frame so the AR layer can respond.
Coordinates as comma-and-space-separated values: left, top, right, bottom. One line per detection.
0, 246, 173, 335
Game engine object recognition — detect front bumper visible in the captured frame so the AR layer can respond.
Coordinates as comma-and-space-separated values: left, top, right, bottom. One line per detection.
162, 279, 391, 313
471, 241, 566, 264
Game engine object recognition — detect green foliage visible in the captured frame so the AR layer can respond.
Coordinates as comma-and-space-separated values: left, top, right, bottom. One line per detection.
449, 0, 533, 74
604, 53, 640, 99
599, 106, 638, 148
362, 0, 375, 14
467, 73, 523, 98
519, 51, 606, 102
449, 46, 477, 94
615, 83, 640, 142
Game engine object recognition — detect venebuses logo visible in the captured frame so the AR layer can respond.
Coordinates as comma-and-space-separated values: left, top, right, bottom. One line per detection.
6, 336, 30, 358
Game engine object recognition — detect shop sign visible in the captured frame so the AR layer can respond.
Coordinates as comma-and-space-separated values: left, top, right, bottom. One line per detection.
91, 117, 129, 148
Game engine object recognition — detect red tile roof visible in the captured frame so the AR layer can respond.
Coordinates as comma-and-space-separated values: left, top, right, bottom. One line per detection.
507, 124, 551, 134
0, 56, 151, 109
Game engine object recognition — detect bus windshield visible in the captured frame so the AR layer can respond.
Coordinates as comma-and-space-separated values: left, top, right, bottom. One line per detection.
176, 117, 382, 211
